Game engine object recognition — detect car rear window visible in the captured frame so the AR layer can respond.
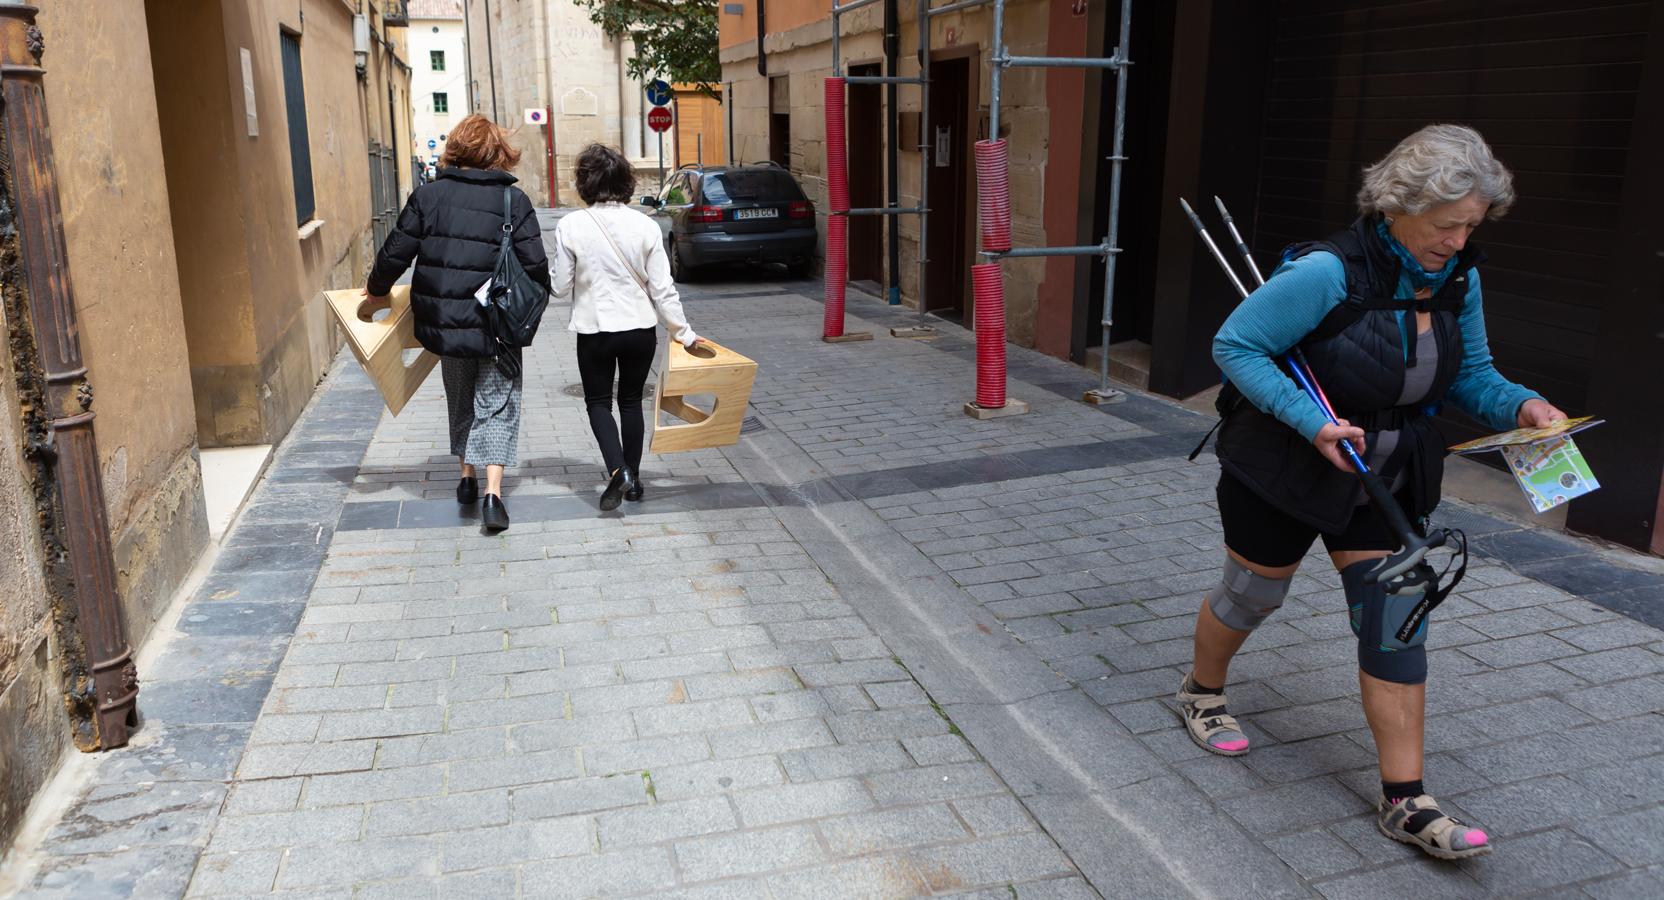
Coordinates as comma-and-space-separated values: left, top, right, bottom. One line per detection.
700, 170, 805, 205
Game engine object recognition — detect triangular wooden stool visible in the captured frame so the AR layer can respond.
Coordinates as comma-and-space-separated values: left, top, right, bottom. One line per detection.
321, 285, 438, 416
651, 338, 758, 453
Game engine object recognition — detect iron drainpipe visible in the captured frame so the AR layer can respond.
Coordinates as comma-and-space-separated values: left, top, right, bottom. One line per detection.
538, 0, 559, 206
483, 0, 499, 121
0, 5, 138, 751
757, 0, 767, 76
884, 0, 900, 304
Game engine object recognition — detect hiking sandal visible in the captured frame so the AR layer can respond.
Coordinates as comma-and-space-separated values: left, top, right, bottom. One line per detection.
1377, 794, 1492, 860
1176, 675, 1250, 756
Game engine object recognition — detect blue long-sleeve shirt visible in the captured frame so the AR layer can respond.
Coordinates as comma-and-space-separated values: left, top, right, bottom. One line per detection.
1212, 251, 1541, 443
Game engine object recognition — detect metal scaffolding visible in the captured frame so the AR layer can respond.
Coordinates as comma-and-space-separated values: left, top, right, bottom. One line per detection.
982, 0, 1133, 405
828, 0, 1134, 401
829, 0, 937, 338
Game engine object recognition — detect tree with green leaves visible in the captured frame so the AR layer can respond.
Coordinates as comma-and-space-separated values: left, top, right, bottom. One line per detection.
575, 0, 719, 94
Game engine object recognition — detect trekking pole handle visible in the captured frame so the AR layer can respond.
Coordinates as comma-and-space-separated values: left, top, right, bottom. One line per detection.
1283, 353, 1436, 582
1178, 199, 1251, 299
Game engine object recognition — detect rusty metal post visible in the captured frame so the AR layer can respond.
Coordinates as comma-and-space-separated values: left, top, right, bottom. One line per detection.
0, 4, 138, 750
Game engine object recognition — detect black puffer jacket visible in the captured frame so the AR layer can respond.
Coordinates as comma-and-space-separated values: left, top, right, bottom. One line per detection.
367, 167, 550, 358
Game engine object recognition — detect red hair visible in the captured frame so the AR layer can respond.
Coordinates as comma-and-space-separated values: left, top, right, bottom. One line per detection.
440, 115, 521, 170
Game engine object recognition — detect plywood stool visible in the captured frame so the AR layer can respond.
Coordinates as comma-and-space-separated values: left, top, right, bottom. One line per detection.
322, 285, 438, 416
651, 338, 758, 453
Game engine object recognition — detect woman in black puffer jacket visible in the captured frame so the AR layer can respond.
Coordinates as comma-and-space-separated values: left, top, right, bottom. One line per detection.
366, 114, 549, 531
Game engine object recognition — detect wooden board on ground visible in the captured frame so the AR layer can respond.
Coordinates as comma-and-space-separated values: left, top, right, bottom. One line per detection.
321, 285, 437, 416
652, 338, 757, 453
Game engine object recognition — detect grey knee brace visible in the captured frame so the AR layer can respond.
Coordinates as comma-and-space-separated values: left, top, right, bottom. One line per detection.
1207, 558, 1293, 632
1342, 560, 1429, 685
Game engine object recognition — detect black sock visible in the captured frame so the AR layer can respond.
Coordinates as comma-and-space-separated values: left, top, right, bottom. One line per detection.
1383, 779, 1423, 804
1184, 674, 1224, 695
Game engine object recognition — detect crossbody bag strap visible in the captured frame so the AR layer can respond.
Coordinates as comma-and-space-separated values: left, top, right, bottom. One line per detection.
583, 208, 651, 297
502, 187, 513, 235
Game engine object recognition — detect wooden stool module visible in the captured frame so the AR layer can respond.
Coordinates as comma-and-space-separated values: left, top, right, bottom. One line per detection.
651, 338, 758, 453
321, 285, 438, 416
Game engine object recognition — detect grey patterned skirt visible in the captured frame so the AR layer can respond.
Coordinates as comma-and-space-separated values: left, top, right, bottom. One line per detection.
441, 355, 522, 468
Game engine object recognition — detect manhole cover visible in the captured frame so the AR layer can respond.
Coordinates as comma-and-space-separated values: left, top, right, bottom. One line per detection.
561, 382, 654, 399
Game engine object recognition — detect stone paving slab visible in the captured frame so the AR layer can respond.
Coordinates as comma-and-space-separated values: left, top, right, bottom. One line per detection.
10, 261, 1664, 898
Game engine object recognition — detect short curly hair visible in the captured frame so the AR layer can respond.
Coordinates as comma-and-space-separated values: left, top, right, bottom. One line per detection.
575, 144, 637, 205
1357, 124, 1515, 220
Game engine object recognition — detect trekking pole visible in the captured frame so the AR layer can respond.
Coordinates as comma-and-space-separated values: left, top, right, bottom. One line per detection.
1178, 197, 1451, 587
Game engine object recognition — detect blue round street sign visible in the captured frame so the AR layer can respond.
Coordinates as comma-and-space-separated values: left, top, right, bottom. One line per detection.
646, 79, 672, 107
427, 138, 437, 149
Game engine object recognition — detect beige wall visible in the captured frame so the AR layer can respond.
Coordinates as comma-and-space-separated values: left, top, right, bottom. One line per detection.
0, 338, 68, 854
149, 0, 407, 447
721, 0, 1057, 346
40, 0, 210, 653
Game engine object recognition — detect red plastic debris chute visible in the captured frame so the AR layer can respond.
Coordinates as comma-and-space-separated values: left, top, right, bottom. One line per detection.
974, 139, 1012, 252
971, 263, 1007, 408
823, 77, 850, 339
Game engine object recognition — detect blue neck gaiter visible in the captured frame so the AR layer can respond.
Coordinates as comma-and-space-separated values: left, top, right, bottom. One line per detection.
1376, 218, 1456, 293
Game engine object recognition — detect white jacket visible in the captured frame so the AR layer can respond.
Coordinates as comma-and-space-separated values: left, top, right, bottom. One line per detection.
553, 203, 699, 347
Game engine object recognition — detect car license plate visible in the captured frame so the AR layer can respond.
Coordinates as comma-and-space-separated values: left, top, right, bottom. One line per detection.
734, 208, 779, 220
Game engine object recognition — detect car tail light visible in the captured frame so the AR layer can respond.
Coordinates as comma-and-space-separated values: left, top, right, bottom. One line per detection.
789, 201, 813, 219
690, 205, 724, 223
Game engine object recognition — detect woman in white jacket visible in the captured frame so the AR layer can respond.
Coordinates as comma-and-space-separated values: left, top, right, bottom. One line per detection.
552, 144, 703, 511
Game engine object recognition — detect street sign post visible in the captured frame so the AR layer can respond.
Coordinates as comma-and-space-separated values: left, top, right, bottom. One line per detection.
524, 108, 546, 125
648, 106, 673, 192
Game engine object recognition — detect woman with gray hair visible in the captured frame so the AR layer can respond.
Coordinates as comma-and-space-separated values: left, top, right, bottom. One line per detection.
1178, 125, 1565, 860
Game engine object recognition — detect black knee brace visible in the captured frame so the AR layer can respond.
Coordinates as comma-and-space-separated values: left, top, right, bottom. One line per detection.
1342, 560, 1429, 685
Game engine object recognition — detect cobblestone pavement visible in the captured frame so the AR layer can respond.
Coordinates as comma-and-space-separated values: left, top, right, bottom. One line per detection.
11, 266, 1664, 898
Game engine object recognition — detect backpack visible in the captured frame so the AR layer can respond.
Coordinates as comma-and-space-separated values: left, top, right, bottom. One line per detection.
481, 186, 549, 378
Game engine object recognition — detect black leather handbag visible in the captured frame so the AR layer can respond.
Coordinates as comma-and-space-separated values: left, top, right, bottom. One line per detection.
482, 187, 549, 378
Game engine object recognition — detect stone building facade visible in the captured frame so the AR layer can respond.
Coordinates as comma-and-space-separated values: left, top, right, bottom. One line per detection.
463, 0, 686, 204
720, 0, 1077, 348
0, 0, 413, 850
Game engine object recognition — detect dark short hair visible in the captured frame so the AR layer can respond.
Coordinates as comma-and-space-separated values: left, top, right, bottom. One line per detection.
575, 144, 637, 205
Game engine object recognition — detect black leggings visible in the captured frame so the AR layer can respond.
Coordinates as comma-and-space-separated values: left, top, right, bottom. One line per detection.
576, 327, 657, 474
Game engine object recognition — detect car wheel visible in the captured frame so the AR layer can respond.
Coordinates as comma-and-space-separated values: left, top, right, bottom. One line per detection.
669, 237, 694, 282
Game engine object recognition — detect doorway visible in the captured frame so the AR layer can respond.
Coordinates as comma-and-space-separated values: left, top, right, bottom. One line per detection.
1082, 0, 1175, 355
926, 54, 974, 320
846, 63, 884, 286
768, 76, 791, 167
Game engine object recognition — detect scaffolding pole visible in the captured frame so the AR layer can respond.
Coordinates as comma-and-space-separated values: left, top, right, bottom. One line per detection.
980, 0, 1132, 407
829, 0, 938, 339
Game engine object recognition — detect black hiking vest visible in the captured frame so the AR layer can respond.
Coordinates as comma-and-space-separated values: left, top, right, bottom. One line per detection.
1213, 217, 1480, 533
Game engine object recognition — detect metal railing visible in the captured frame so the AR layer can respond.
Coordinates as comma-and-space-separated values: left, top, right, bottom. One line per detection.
381, 1, 410, 27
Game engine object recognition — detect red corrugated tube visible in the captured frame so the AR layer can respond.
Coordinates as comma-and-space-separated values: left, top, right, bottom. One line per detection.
974, 139, 1012, 252
823, 77, 849, 339
825, 215, 848, 339
971, 263, 1007, 408
824, 78, 850, 213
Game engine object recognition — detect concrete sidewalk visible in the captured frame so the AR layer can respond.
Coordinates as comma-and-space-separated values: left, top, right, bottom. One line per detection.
9, 271, 1664, 898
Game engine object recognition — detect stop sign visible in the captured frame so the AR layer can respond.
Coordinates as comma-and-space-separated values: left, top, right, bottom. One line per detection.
648, 106, 673, 133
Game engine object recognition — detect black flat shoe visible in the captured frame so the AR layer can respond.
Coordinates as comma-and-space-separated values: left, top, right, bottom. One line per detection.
623, 466, 643, 503
600, 468, 627, 511
482, 494, 510, 531
457, 476, 479, 505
